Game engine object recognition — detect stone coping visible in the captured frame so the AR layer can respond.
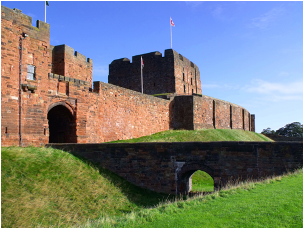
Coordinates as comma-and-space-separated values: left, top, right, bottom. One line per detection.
48, 73, 90, 86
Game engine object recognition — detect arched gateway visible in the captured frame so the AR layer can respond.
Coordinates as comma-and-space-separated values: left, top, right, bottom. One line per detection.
47, 102, 76, 143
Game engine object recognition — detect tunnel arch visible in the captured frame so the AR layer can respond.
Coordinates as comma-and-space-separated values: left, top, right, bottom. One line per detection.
47, 102, 76, 143
176, 163, 215, 195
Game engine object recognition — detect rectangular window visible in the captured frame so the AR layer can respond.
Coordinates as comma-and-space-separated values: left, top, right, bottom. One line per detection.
27, 65, 36, 80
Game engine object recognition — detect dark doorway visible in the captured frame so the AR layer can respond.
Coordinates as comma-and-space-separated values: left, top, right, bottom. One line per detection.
47, 105, 76, 143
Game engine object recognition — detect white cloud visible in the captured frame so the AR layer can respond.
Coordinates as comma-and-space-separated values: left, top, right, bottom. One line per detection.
242, 79, 303, 102
201, 83, 221, 89
250, 7, 284, 29
201, 83, 239, 90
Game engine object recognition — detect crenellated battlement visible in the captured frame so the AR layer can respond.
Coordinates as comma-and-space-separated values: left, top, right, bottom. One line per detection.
52, 45, 92, 64
109, 49, 202, 95
51, 44, 93, 85
1, 5, 255, 148
1, 6, 50, 41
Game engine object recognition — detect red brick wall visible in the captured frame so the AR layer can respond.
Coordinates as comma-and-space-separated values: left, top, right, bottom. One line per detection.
231, 105, 243, 130
214, 99, 231, 129
172, 50, 202, 95
48, 141, 303, 194
51, 45, 93, 85
1, 6, 255, 147
109, 49, 202, 95
1, 6, 50, 146
88, 82, 171, 142
193, 95, 214, 129
244, 110, 250, 131
192, 95, 252, 131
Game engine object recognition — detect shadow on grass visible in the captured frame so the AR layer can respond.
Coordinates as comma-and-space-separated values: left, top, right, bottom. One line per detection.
73, 155, 175, 211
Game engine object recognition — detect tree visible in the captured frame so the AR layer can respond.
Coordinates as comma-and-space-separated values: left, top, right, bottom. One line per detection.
275, 122, 303, 138
261, 127, 275, 135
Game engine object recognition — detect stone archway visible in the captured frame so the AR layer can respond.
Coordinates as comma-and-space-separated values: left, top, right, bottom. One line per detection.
176, 163, 215, 195
47, 103, 76, 143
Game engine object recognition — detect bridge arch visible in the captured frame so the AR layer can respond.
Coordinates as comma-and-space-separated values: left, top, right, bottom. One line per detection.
47, 102, 76, 143
176, 163, 216, 195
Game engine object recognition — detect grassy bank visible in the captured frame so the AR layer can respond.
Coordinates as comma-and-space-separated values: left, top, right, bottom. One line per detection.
108, 129, 272, 143
1, 147, 173, 228
2, 136, 301, 228
84, 169, 303, 228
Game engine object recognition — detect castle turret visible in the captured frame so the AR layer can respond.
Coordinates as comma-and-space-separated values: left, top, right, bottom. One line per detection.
51, 44, 93, 86
108, 49, 202, 95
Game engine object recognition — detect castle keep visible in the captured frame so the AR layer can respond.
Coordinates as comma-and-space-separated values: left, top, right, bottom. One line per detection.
109, 50, 202, 95
1, 6, 255, 147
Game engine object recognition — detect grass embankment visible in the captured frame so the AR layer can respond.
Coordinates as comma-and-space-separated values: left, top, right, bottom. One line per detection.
108, 129, 272, 143
86, 170, 303, 228
2, 146, 302, 228
1, 147, 173, 228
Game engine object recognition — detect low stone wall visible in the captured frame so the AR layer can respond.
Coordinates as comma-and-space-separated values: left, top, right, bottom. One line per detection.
47, 141, 303, 195
264, 134, 303, 142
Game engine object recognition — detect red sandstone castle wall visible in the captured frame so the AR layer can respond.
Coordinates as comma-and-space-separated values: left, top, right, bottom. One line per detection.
1, 6, 255, 147
192, 95, 252, 131
109, 49, 202, 96
193, 96, 214, 129
109, 51, 176, 95
51, 45, 93, 85
214, 99, 231, 129
231, 106, 243, 130
88, 82, 171, 142
1, 6, 51, 146
172, 50, 202, 95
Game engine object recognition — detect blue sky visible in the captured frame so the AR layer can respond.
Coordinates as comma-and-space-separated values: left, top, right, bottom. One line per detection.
2, 1, 303, 133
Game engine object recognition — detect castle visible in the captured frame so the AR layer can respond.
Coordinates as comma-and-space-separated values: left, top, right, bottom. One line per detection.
1, 6, 255, 147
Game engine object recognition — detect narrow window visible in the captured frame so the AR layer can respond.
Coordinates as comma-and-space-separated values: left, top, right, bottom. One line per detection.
183, 73, 185, 81
184, 85, 186, 93
5, 127, 8, 134
44, 128, 46, 135
191, 78, 193, 85
27, 65, 36, 80
192, 89, 194, 94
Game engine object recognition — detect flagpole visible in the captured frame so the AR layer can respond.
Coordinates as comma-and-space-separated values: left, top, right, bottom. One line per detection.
45, 1, 46, 22
141, 56, 143, 93
170, 20, 172, 49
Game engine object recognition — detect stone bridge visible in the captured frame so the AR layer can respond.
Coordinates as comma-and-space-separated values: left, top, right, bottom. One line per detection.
47, 141, 303, 195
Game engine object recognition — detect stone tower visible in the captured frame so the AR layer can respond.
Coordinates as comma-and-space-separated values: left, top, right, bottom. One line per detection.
108, 49, 202, 95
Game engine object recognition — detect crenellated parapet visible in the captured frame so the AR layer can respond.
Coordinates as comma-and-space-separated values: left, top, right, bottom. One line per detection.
108, 49, 202, 95
1, 6, 50, 42
51, 44, 93, 86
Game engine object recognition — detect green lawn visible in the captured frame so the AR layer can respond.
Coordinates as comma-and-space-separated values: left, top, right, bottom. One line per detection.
2, 138, 301, 228
191, 170, 214, 192
108, 129, 272, 143
89, 170, 303, 228
1, 146, 173, 228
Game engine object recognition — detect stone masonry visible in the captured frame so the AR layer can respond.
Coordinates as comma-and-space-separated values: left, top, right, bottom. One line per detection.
109, 50, 202, 95
1, 6, 255, 147
47, 141, 303, 194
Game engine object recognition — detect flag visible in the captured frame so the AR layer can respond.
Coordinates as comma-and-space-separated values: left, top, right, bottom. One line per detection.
46, 1, 49, 6
141, 56, 144, 69
170, 17, 175, 27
